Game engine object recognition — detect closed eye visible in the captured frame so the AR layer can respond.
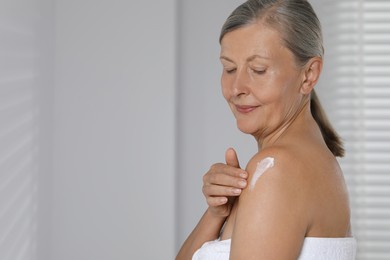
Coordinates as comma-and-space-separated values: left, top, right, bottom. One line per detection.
225, 68, 236, 74
252, 68, 266, 75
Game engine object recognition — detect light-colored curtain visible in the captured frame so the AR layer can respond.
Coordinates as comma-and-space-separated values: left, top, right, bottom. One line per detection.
316, 1, 390, 259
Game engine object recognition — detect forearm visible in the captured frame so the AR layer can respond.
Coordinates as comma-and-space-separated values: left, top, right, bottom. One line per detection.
176, 208, 227, 260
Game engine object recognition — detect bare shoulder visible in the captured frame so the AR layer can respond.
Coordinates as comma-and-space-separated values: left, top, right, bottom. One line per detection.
245, 146, 309, 193
230, 146, 311, 259
230, 145, 351, 259
241, 145, 320, 221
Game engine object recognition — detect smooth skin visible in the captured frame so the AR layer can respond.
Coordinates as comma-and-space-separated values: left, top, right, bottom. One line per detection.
177, 20, 351, 260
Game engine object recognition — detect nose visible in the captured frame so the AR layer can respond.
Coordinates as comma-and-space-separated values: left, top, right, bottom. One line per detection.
231, 68, 250, 97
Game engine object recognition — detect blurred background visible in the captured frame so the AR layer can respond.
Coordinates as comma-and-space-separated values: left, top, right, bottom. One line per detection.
0, 0, 389, 259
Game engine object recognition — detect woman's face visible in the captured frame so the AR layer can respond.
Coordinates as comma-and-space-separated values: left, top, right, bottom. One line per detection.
220, 22, 306, 141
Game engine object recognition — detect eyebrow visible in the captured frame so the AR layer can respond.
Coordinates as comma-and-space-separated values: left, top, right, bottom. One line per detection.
248, 54, 270, 61
219, 56, 234, 63
220, 54, 270, 63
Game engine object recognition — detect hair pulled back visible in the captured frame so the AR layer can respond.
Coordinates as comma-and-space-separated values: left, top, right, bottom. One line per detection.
220, 0, 344, 157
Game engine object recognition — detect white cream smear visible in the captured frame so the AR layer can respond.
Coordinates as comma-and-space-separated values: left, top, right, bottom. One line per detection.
249, 157, 275, 191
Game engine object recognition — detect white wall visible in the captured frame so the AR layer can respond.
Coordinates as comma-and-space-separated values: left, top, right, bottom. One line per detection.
35, 1, 55, 259
2, 1, 176, 259
52, 0, 176, 259
0, 0, 54, 259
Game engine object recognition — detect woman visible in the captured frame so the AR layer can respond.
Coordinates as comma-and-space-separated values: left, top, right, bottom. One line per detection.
177, 0, 357, 259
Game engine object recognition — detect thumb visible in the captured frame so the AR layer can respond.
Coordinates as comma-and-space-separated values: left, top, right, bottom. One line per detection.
225, 148, 240, 168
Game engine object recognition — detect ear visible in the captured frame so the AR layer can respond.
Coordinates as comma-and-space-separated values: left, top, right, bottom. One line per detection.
300, 57, 323, 95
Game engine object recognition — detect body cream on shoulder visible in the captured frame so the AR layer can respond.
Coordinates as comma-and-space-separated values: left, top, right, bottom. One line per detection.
249, 157, 275, 191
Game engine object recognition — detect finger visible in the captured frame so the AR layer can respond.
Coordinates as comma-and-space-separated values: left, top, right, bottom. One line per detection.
208, 163, 248, 180
206, 196, 228, 207
205, 170, 247, 188
225, 147, 240, 168
203, 184, 243, 197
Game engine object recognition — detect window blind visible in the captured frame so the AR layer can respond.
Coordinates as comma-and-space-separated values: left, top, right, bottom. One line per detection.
315, 0, 390, 259
0, 2, 39, 260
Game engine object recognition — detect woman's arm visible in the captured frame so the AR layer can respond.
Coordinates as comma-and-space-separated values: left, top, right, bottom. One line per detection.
176, 208, 227, 260
230, 148, 311, 260
176, 148, 247, 260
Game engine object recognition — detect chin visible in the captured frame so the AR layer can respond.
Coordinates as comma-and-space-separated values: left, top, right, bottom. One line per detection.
236, 121, 258, 135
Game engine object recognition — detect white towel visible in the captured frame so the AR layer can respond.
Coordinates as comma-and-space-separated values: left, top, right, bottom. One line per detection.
192, 237, 357, 260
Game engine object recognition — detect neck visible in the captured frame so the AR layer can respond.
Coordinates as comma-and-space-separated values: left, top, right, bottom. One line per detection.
256, 100, 314, 151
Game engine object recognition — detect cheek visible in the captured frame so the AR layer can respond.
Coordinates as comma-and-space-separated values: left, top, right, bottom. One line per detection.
252, 80, 280, 103
265, 72, 299, 100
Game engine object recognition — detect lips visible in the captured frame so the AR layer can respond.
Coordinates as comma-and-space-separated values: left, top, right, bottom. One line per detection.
235, 105, 260, 113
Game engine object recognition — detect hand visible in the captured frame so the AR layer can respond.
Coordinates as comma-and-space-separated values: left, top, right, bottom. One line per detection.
202, 148, 248, 218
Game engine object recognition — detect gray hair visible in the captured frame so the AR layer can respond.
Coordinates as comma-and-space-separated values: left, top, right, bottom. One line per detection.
220, 0, 324, 66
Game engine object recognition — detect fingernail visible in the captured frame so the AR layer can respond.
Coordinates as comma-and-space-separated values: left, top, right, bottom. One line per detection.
220, 197, 228, 203
238, 180, 247, 188
240, 172, 248, 178
233, 188, 241, 195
